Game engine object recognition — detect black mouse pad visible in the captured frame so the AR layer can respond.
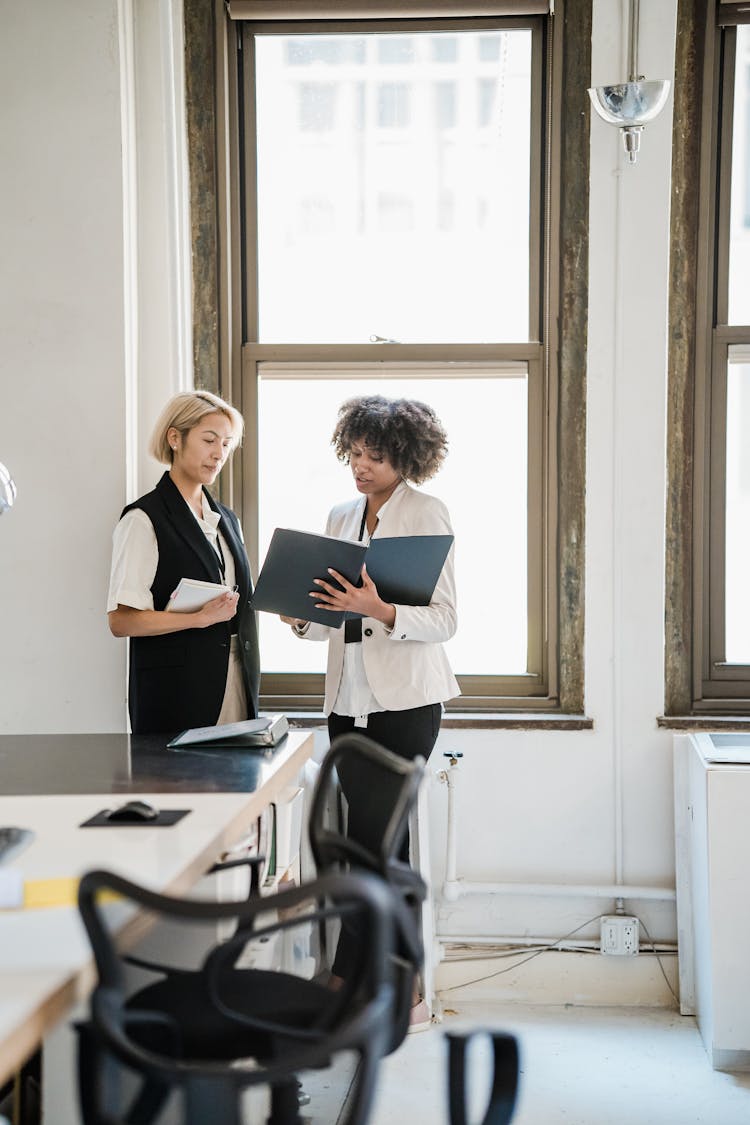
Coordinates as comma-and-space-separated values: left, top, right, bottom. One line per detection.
80, 809, 191, 828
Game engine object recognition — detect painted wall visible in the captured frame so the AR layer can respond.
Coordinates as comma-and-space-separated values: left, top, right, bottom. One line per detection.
429, 0, 679, 987
0, 0, 129, 731
0, 0, 188, 731
0, 0, 680, 996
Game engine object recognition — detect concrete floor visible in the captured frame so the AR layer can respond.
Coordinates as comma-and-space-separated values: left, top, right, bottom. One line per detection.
308, 1001, 750, 1125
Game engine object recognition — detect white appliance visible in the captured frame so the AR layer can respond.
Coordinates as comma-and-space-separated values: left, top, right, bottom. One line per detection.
674, 731, 750, 1070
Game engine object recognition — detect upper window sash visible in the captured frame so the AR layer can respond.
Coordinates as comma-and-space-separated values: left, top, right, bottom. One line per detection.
242, 17, 546, 347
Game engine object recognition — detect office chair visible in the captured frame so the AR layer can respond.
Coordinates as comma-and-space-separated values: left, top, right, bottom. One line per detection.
308, 732, 428, 1051
121, 853, 266, 980
446, 1030, 520, 1125
75, 868, 397, 1125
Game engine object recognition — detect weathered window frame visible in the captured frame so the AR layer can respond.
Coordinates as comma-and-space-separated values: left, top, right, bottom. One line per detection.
666, 0, 750, 716
183, 0, 591, 716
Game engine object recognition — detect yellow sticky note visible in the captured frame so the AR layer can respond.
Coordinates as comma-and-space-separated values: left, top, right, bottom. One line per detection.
24, 877, 80, 909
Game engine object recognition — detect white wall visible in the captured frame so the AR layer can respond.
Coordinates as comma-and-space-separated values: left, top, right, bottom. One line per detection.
429, 0, 679, 986
0, 0, 189, 732
0, 0, 128, 731
0, 0, 681, 999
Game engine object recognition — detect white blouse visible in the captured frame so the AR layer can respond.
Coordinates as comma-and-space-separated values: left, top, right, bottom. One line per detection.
107, 493, 238, 612
331, 510, 385, 725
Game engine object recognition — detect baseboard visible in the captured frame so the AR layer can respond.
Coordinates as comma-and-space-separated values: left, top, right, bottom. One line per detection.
711, 1047, 750, 1072
435, 949, 680, 1008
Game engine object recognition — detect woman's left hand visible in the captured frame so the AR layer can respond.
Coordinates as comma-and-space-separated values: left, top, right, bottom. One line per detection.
311, 564, 396, 629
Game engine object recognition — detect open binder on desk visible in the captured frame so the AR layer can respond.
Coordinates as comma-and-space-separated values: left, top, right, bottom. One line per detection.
167, 714, 289, 751
251, 528, 453, 628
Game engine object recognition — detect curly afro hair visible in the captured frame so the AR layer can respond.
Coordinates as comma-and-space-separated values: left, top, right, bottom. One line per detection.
331, 395, 448, 485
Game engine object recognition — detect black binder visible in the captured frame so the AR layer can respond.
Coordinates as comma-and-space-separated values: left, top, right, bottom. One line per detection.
251, 527, 453, 628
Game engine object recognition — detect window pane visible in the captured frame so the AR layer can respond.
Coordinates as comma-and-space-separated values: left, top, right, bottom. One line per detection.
725, 349, 750, 661
728, 26, 750, 324
377, 81, 411, 127
378, 36, 413, 64
255, 30, 532, 344
432, 35, 457, 63
434, 81, 457, 129
257, 370, 528, 675
298, 82, 337, 130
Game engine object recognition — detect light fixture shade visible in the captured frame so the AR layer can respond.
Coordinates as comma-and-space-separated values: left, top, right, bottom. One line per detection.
587, 80, 671, 128
0, 462, 17, 514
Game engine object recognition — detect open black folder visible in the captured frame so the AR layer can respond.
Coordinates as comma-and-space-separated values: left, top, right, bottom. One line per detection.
251, 528, 453, 628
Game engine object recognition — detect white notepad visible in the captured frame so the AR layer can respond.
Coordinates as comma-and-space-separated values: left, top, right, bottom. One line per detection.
166, 577, 231, 612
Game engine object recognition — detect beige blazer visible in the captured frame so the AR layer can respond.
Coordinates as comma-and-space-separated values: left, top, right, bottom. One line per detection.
303, 481, 460, 715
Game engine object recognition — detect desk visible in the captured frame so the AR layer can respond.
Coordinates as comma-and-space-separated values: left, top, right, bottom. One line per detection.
0, 731, 314, 1089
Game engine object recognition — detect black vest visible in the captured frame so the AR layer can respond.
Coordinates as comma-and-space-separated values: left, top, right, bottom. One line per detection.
121, 472, 260, 734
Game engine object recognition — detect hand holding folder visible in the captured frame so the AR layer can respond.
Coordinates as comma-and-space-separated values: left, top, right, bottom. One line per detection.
166, 577, 232, 612
251, 528, 453, 628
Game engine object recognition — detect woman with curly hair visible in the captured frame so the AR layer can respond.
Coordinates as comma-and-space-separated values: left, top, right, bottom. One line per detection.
283, 394, 459, 1023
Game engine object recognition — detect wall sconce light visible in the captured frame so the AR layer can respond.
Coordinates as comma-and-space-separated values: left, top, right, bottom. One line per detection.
587, 0, 671, 164
0, 463, 17, 514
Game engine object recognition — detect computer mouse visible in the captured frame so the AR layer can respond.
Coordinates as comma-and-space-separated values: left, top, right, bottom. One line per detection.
105, 799, 160, 823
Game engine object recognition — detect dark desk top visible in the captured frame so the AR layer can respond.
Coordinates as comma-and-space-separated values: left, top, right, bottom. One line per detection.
0, 732, 309, 796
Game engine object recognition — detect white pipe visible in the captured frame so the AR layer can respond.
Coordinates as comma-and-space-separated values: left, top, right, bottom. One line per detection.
612, 99, 628, 888
443, 936, 600, 950
442, 880, 675, 901
440, 934, 677, 951
437, 762, 675, 906
445, 771, 457, 885
437, 757, 461, 900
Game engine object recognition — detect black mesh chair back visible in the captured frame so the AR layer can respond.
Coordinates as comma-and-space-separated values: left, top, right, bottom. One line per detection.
76, 867, 397, 1125
309, 732, 425, 880
309, 732, 427, 1052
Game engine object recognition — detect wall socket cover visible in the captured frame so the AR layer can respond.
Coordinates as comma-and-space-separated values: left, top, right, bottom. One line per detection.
600, 914, 639, 956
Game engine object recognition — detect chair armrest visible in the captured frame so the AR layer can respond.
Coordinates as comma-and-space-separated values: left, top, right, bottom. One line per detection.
209, 853, 267, 898
208, 854, 266, 874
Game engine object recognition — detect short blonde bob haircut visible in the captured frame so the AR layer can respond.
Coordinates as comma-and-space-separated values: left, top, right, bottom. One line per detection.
149, 390, 244, 465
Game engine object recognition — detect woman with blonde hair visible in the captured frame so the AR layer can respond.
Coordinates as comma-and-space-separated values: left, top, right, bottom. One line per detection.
107, 390, 260, 734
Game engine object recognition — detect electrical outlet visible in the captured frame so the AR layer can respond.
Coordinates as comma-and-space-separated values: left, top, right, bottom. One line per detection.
600, 915, 639, 956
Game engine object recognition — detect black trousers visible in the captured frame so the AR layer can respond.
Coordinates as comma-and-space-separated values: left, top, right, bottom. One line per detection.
327, 702, 442, 979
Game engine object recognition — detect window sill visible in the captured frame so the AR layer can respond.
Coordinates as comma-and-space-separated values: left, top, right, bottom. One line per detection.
282, 712, 594, 731
658, 715, 750, 730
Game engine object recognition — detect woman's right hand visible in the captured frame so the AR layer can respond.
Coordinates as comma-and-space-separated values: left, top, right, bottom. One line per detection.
109, 592, 239, 639
198, 590, 240, 626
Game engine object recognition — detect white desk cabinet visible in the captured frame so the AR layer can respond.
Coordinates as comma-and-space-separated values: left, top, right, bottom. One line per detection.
674, 732, 750, 1071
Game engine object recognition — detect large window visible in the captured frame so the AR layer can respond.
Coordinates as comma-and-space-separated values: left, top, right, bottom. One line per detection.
669, 6, 750, 712
706, 18, 750, 703
220, 7, 572, 712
